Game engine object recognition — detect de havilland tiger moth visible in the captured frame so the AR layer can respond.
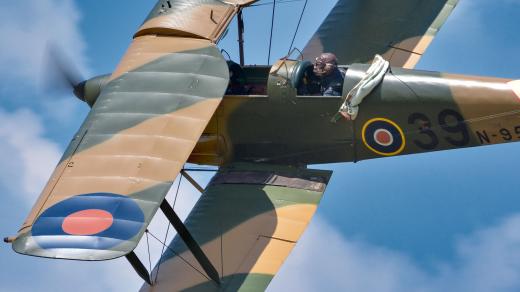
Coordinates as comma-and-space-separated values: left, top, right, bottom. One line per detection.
5, 0, 520, 291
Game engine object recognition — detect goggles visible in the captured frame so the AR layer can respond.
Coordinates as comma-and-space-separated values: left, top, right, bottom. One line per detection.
314, 57, 335, 68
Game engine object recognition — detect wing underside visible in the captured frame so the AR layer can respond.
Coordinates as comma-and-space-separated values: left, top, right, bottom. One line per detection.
12, 30, 229, 261
302, 0, 459, 68
9, 0, 269, 261
141, 163, 332, 291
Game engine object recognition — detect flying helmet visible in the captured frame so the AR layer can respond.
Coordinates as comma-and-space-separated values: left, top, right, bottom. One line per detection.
313, 52, 338, 77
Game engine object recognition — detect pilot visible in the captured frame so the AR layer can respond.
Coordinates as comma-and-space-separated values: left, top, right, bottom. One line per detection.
312, 52, 345, 96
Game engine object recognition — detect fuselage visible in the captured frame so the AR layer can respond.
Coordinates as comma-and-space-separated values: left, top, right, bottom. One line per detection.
189, 62, 520, 166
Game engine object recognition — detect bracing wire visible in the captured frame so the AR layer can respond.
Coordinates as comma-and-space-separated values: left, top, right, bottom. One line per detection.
145, 231, 153, 282
147, 230, 210, 282
250, 0, 303, 7
288, 0, 308, 55
267, 0, 277, 64
153, 175, 184, 283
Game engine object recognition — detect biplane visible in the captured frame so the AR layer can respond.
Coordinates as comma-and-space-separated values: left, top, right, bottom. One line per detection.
5, 0, 520, 291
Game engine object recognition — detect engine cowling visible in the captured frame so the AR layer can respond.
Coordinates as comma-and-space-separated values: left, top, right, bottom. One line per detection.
73, 74, 111, 107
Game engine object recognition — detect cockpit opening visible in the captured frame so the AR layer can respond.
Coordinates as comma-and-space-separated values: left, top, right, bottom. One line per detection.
224, 53, 346, 97
225, 61, 270, 96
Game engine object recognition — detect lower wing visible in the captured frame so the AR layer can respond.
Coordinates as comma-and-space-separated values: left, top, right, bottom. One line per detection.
141, 163, 332, 291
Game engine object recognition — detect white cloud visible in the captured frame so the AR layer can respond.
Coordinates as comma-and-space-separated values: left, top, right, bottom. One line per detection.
2, 1, 519, 291
269, 215, 520, 292
0, 103, 207, 289
0, 107, 205, 290
0, 0, 90, 127
4, 107, 520, 292
0, 0, 88, 89
0, 108, 62, 203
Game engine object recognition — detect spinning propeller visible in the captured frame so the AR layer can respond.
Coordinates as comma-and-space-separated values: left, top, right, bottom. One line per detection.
43, 44, 86, 100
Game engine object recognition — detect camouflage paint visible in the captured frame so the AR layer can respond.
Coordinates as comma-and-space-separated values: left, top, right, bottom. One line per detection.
198, 63, 520, 164
302, 0, 459, 69
74, 74, 110, 107
10, 0, 520, 291
11, 0, 242, 259
510, 80, 520, 100
138, 0, 257, 41
141, 163, 331, 291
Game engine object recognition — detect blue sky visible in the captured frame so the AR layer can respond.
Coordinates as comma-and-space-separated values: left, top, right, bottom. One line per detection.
1, 0, 520, 291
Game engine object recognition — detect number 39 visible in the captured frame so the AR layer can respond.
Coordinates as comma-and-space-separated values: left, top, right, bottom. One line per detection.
408, 109, 470, 150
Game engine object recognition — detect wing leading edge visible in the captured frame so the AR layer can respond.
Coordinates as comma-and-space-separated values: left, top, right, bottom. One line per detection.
142, 163, 332, 291
9, 0, 254, 260
11, 36, 228, 261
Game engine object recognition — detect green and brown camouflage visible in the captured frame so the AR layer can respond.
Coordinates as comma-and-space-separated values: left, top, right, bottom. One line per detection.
10, 0, 261, 260
77, 62, 520, 168
8, 0, 520, 291
302, 0, 459, 68
141, 163, 331, 291
190, 63, 520, 165
73, 74, 111, 107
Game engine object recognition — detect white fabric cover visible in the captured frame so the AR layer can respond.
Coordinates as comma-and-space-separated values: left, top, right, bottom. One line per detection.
338, 55, 389, 120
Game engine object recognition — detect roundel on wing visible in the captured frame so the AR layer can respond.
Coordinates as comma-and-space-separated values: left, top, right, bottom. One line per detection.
362, 118, 406, 156
32, 193, 145, 250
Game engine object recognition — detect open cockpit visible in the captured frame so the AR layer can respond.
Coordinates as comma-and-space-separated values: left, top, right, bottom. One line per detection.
225, 58, 347, 99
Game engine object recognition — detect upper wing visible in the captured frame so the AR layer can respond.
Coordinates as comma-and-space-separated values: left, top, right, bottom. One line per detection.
141, 163, 332, 291
138, 0, 258, 41
10, 0, 245, 260
302, 0, 459, 68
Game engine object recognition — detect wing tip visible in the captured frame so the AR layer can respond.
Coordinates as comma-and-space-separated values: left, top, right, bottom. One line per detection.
11, 232, 132, 261
4, 236, 15, 243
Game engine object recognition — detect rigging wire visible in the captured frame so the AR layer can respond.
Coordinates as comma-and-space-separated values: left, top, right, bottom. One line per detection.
153, 175, 184, 283
267, 0, 277, 64
250, 0, 303, 7
147, 230, 211, 282
145, 231, 153, 283
288, 0, 308, 55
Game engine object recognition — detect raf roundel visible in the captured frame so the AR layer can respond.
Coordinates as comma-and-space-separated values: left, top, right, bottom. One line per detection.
32, 193, 145, 250
362, 118, 406, 156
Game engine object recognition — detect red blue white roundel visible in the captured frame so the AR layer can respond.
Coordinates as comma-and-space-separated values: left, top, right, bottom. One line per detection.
32, 193, 145, 250
362, 118, 406, 156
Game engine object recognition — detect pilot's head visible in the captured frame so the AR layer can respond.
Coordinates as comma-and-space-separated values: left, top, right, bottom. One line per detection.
313, 53, 338, 77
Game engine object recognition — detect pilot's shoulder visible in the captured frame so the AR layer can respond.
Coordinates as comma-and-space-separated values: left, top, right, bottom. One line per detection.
338, 67, 346, 78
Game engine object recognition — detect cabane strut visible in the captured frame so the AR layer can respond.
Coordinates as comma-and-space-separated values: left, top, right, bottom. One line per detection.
237, 10, 245, 66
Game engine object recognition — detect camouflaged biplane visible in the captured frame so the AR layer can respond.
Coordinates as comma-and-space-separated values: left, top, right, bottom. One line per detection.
6, 0, 520, 291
